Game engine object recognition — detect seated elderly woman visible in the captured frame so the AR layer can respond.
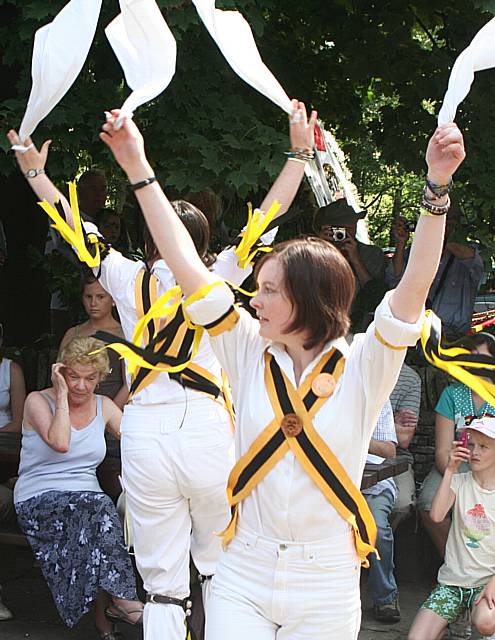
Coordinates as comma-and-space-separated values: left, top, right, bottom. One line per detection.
14, 337, 142, 639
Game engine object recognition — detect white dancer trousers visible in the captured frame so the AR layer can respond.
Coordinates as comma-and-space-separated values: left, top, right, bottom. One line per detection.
206, 527, 362, 640
120, 398, 234, 640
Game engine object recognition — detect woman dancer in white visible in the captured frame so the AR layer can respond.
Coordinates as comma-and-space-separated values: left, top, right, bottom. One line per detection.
7, 99, 316, 640
95, 109, 465, 639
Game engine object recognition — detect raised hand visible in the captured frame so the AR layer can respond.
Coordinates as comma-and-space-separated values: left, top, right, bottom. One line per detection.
447, 439, 470, 473
288, 99, 317, 151
51, 363, 68, 398
6, 129, 51, 176
100, 110, 148, 177
426, 123, 465, 185
392, 217, 410, 248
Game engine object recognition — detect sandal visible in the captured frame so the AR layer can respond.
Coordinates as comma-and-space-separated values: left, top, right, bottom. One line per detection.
105, 602, 144, 627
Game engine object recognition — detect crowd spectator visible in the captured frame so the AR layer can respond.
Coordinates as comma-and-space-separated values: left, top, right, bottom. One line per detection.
408, 417, 495, 640
46, 170, 108, 343
390, 362, 422, 527
363, 400, 400, 623
0, 323, 26, 434
314, 199, 386, 331
386, 208, 484, 341
60, 274, 128, 408
14, 337, 142, 636
418, 333, 495, 559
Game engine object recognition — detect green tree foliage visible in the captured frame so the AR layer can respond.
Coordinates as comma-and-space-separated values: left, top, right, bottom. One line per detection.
1, 0, 495, 250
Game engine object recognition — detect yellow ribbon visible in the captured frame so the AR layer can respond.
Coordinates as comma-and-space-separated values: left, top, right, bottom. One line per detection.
38, 181, 102, 269
421, 310, 495, 406
234, 200, 281, 269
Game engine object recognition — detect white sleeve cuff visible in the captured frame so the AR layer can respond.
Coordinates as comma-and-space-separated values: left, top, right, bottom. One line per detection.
187, 282, 235, 327
374, 290, 424, 348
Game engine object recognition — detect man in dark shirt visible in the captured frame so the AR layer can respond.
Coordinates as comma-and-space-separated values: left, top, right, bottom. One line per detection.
386, 208, 483, 340
314, 199, 386, 331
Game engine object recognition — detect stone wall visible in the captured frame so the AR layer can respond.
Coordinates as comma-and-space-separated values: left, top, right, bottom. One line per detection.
408, 363, 450, 485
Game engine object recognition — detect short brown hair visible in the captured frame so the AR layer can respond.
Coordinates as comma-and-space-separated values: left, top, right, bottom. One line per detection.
255, 237, 355, 349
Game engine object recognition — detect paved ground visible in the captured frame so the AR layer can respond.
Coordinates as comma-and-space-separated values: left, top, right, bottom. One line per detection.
0, 520, 482, 639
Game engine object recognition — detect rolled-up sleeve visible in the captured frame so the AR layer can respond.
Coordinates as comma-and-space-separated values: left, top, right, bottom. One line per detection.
347, 290, 425, 438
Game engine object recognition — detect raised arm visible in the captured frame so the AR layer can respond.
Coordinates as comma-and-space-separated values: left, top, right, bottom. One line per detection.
100, 112, 213, 297
430, 440, 469, 522
6, 131, 76, 228
389, 124, 465, 323
258, 100, 317, 217
24, 364, 71, 453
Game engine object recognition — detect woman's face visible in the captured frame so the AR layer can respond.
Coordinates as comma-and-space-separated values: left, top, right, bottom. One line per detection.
62, 362, 100, 404
250, 258, 295, 343
82, 281, 114, 321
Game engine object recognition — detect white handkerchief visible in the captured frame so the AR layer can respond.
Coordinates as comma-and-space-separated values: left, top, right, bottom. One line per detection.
192, 0, 292, 114
106, 0, 177, 128
18, 0, 102, 144
438, 17, 495, 125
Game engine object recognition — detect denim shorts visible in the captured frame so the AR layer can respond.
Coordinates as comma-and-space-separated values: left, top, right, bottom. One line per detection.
421, 583, 483, 623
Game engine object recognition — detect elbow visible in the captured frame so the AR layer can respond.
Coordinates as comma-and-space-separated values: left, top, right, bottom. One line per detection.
429, 509, 444, 524
48, 439, 70, 453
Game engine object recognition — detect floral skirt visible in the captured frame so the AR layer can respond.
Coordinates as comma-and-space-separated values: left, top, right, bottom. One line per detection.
16, 491, 137, 627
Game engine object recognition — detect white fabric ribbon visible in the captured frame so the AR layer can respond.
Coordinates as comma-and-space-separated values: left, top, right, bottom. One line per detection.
17, 0, 102, 148
106, 0, 177, 129
192, 0, 292, 114
438, 17, 495, 125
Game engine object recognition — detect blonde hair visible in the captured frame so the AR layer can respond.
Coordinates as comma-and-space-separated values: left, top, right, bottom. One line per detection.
59, 337, 110, 380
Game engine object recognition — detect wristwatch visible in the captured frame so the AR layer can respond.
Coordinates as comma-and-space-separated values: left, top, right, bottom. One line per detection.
25, 168, 45, 179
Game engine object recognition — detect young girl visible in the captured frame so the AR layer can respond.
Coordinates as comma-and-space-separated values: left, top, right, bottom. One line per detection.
60, 274, 128, 408
409, 418, 495, 640
90, 108, 464, 640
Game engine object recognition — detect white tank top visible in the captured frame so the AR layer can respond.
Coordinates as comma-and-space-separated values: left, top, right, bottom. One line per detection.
0, 358, 12, 429
14, 393, 106, 503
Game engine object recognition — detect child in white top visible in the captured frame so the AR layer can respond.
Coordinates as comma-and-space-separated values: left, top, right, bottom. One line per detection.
408, 416, 495, 640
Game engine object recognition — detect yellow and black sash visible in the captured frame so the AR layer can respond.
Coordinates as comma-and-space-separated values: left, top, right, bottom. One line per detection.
421, 310, 495, 406
96, 269, 226, 402
221, 348, 378, 567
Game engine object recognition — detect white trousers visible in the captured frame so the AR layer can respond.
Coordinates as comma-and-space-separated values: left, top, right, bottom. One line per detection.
206, 527, 362, 640
120, 398, 234, 640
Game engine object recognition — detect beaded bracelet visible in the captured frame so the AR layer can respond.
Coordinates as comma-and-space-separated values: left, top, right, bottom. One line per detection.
420, 194, 451, 216
284, 147, 315, 162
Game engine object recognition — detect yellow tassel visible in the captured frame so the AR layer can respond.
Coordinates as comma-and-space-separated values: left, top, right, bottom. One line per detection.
234, 201, 281, 269
217, 507, 239, 550
38, 181, 102, 269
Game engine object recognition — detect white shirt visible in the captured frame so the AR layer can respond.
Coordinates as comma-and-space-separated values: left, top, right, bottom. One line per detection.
362, 399, 398, 499
188, 286, 423, 542
85, 221, 276, 405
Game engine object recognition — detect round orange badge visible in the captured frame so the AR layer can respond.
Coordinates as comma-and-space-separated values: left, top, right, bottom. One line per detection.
311, 373, 336, 398
281, 413, 303, 438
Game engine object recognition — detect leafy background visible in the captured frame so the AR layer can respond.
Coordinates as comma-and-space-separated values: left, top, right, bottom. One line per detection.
1, 0, 495, 343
